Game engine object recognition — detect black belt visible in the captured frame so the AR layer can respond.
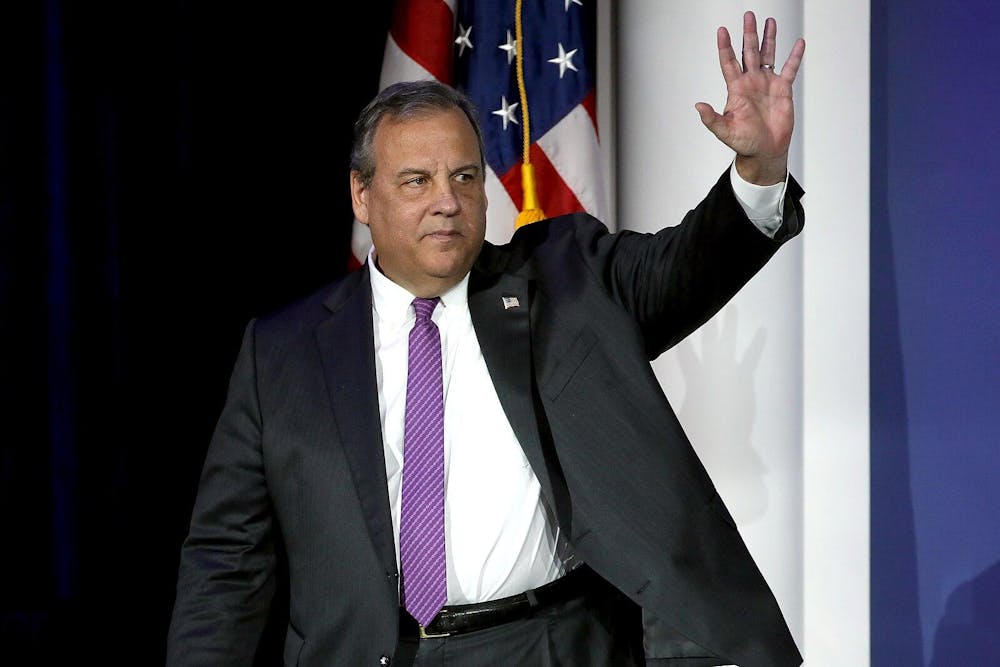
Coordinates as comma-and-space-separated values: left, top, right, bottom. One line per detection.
398, 565, 598, 639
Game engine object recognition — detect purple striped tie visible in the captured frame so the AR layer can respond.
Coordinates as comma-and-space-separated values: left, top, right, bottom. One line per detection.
400, 297, 447, 627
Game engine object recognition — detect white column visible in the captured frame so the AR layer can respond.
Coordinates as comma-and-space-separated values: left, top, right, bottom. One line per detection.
616, 2, 872, 664
801, 1, 870, 665
616, 0, 806, 649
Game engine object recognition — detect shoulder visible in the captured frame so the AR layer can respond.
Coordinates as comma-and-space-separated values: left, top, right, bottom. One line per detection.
253, 267, 370, 339
508, 212, 611, 249
477, 212, 613, 274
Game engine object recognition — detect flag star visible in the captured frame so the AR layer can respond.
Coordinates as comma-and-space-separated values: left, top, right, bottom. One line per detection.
565, 0, 583, 10
491, 95, 519, 131
547, 42, 578, 78
499, 29, 517, 65
454, 23, 473, 57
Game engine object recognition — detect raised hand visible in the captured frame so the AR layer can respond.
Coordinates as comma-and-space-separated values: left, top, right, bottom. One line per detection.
695, 11, 805, 185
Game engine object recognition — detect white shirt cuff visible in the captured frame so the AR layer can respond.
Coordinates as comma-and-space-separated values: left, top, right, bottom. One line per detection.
729, 161, 788, 239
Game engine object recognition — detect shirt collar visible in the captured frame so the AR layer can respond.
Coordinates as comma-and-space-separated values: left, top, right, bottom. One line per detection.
367, 245, 469, 329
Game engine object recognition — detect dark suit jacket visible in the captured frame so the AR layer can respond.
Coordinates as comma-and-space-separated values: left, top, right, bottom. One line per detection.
167, 170, 805, 667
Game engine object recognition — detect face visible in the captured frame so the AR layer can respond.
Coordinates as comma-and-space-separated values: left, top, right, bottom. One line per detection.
351, 107, 488, 297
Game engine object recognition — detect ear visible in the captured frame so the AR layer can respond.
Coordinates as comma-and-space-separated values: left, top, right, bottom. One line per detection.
350, 171, 369, 225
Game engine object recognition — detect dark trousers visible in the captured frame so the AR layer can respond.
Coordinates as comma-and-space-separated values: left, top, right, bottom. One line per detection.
393, 576, 644, 667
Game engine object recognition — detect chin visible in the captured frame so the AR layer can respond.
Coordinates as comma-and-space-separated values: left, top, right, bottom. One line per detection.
429, 266, 466, 281
424, 252, 472, 276
424, 260, 470, 283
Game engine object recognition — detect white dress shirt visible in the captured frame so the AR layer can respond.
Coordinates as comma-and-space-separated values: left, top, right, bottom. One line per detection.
369, 258, 566, 605
367, 169, 785, 605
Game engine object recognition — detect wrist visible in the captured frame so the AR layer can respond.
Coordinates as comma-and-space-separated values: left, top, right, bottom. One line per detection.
735, 154, 787, 186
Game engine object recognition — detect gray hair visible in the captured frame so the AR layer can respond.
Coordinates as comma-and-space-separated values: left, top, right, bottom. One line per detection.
350, 80, 487, 188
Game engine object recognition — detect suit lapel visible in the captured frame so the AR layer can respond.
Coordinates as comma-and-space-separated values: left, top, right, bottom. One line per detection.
313, 256, 559, 577
468, 264, 558, 517
316, 267, 397, 576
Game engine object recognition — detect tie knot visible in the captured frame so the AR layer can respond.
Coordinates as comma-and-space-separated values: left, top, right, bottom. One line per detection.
412, 297, 440, 322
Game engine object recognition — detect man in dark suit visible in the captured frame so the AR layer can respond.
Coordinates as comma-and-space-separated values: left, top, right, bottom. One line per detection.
168, 11, 806, 667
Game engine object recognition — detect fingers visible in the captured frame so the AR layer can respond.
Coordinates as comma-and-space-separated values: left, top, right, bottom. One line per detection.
741, 11, 760, 71
780, 37, 806, 83
760, 17, 777, 68
718, 13, 804, 84
717, 27, 742, 84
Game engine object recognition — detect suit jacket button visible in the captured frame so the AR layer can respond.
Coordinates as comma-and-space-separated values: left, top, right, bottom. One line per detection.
379, 655, 390, 666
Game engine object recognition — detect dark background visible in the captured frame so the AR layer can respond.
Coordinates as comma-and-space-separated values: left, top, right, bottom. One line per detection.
1, 1, 391, 662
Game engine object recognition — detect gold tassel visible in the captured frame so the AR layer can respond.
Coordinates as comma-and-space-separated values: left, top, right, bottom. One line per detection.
514, 0, 546, 229
515, 163, 546, 228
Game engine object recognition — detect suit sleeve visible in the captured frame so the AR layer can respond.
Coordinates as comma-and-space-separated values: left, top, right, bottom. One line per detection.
166, 320, 276, 666
573, 168, 804, 358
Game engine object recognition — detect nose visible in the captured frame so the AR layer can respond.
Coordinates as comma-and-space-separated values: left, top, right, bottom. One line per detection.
431, 182, 461, 216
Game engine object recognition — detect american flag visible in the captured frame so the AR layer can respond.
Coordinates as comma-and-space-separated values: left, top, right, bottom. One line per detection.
350, 0, 607, 267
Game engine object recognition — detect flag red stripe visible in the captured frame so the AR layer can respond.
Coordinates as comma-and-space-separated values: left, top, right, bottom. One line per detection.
499, 143, 584, 220
390, 1, 454, 84
581, 89, 599, 137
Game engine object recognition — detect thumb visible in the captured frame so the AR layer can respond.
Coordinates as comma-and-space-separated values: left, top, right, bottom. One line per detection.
695, 102, 724, 137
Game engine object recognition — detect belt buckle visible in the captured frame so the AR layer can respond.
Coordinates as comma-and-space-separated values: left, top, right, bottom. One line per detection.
418, 624, 451, 639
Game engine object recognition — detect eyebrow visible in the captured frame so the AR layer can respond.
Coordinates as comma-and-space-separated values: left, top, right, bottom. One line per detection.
450, 163, 481, 175
394, 164, 481, 180
394, 168, 431, 181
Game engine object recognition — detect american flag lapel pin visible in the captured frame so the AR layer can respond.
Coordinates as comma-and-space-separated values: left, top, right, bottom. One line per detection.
501, 296, 520, 310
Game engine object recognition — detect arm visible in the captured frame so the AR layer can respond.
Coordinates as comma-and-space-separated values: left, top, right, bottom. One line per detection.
597, 11, 805, 355
166, 322, 276, 666
572, 169, 803, 358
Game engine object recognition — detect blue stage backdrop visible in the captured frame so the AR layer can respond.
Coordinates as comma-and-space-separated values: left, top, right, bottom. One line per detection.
871, 0, 1000, 664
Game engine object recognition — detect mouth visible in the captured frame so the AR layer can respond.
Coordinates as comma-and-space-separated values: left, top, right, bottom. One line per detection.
425, 230, 462, 241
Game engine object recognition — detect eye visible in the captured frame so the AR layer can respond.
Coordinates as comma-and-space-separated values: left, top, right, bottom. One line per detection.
405, 176, 427, 187
454, 172, 475, 184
